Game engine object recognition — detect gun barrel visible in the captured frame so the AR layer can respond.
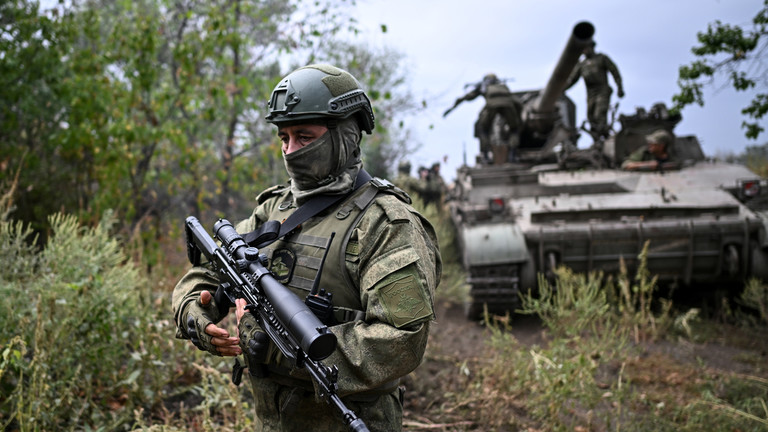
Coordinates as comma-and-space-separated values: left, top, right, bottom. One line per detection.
534, 21, 595, 114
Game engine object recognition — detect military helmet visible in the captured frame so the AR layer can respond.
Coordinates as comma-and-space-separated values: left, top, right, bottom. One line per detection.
266, 64, 375, 134
646, 129, 674, 149
398, 160, 412, 174
482, 73, 499, 85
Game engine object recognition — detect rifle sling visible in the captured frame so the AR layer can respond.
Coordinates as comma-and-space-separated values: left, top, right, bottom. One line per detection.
243, 169, 373, 249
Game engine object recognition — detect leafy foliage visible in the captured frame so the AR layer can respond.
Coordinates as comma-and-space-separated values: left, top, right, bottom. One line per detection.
740, 141, 768, 177
0, 208, 149, 430
673, 1, 768, 139
0, 0, 416, 269
739, 278, 768, 325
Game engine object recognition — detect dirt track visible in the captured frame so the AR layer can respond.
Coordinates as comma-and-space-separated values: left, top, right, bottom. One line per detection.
402, 301, 546, 430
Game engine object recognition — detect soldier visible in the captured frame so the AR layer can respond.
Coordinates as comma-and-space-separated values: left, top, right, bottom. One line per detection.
565, 41, 625, 139
395, 159, 421, 198
172, 64, 441, 431
424, 162, 447, 208
443, 73, 522, 164
621, 129, 674, 170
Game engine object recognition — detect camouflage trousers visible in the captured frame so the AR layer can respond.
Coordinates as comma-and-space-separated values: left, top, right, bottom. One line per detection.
586, 88, 612, 137
247, 375, 404, 431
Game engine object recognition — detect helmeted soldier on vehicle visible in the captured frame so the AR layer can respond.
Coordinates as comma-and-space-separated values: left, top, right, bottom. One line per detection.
621, 129, 675, 171
172, 64, 441, 432
565, 41, 625, 140
443, 73, 522, 164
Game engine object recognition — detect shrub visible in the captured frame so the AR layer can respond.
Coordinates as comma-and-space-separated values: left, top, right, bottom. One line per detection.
0, 209, 163, 430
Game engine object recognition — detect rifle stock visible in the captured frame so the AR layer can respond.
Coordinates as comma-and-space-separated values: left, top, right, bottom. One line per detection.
184, 216, 370, 432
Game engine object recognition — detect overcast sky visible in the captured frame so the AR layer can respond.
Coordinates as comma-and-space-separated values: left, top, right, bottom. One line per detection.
352, 0, 763, 180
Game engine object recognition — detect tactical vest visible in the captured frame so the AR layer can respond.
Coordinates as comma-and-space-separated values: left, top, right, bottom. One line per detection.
258, 179, 410, 324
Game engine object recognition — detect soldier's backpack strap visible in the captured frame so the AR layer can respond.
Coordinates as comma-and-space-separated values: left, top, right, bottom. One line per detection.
243, 169, 373, 248
334, 177, 410, 220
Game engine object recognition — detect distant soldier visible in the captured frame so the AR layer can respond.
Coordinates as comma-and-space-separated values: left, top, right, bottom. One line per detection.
565, 41, 625, 139
395, 160, 421, 197
443, 73, 522, 164
621, 129, 675, 171
426, 162, 447, 207
413, 164, 443, 208
415, 166, 431, 203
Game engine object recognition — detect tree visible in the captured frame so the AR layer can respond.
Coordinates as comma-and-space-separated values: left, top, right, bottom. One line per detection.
1, 0, 422, 272
306, 40, 422, 178
673, 1, 768, 140
0, 0, 76, 234
0, 0, 365, 244
741, 142, 768, 177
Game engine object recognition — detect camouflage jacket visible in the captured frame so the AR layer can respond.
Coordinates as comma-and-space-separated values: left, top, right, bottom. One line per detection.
566, 53, 623, 95
172, 179, 442, 397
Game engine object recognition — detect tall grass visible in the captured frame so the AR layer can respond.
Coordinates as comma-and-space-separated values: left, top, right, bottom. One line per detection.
447, 242, 768, 431
739, 278, 768, 326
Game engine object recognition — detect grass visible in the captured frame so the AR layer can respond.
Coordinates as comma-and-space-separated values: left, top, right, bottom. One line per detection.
416, 239, 768, 431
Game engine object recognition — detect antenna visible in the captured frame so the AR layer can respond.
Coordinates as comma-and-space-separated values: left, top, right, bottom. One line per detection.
305, 232, 336, 325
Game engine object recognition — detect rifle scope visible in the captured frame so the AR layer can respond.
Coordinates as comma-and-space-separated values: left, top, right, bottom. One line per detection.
213, 219, 337, 361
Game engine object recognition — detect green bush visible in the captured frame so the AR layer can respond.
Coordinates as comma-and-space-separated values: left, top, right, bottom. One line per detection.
0, 210, 167, 430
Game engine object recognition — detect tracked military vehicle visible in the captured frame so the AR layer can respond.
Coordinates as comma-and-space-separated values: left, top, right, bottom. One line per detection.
449, 22, 768, 319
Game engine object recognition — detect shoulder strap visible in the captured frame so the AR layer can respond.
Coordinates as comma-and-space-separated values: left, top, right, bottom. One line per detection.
243, 169, 373, 248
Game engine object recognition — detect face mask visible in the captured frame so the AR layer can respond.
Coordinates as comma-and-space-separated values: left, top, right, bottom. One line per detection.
283, 130, 338, 190
283, 118, 362, 194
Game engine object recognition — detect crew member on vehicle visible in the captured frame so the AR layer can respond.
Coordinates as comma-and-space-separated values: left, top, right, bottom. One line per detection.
621, 129, 674, 170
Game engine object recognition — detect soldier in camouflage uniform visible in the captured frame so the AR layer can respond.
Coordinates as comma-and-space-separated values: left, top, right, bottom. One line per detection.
420, 162, 447, 208
172, 64, 441, 432
621, 129, 675, 171
443, 73, 522, 164
395, 159, 422, 198
565, 41, 625, 139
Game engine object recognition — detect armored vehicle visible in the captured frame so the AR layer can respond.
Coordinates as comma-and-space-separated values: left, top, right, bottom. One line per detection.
449, 22, 768, 319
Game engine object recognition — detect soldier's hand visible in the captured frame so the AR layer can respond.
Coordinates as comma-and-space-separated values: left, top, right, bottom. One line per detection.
618, 88, 625, 98
185, 291, 241, 356
236, 298, 270, 364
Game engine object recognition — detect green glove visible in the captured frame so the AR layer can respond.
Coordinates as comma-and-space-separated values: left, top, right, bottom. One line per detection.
183, 292, 228, 356
238, 313, 271, 377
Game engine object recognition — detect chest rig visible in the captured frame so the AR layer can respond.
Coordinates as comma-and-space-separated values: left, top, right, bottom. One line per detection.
248, 175, 410, 325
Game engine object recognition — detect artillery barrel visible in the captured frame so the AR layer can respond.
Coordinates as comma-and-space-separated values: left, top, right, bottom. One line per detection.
533, 21, 594, 115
